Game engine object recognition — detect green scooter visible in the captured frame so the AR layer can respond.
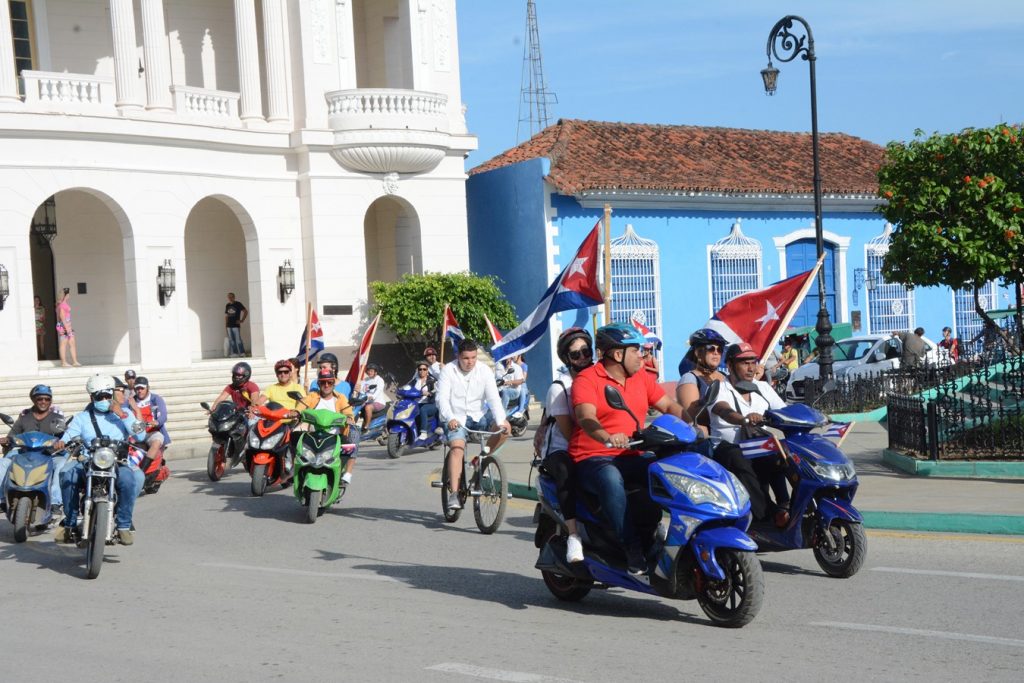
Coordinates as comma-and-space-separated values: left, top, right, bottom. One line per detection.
291, 407, 355, 523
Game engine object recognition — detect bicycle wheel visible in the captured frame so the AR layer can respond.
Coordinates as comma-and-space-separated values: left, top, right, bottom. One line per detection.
440, 448, 461, 523
473, 455, 507, 534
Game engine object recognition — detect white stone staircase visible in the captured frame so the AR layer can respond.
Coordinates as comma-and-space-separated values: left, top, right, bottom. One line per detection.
0, 358, 277, 459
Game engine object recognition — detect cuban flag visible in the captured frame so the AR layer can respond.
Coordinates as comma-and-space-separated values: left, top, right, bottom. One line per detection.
631, 318, 662, 347
344, 312, 381, 387
442, 304, 464, 357
704, 261, 821, 363
296, 310, 325, 365
822, 421, 852, 441
490, 221, 604, 360
738, 436, 781, 460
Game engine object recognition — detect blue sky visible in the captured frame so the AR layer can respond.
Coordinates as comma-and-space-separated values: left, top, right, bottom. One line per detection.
456, 0, 1024, 168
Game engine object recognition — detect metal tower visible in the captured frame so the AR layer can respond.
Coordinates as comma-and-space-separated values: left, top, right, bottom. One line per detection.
516, 0, 557, 142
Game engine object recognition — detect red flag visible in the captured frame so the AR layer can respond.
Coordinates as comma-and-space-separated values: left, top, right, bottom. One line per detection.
705, 264, 821, 361
345, 312, 381, 387
483, 314, 503, 345
441, 304, 464, 357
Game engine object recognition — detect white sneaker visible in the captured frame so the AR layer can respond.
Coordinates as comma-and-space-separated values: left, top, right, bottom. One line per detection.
566, 534, 584, 563
341, 472, 352, 485
434, 426, 444, 436
417, 431, 428, 441
447, 491, 462, 510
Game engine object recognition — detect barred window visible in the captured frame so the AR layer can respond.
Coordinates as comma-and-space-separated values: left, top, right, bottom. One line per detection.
609, 224, 661, 336
865, 223, 913, 334
709, 220, 761, 312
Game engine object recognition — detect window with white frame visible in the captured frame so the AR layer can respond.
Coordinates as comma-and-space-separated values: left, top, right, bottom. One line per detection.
609, 224, 661, 336
954, 281, 999, 351
708, 220, 762, 313
865, 223, 914, 334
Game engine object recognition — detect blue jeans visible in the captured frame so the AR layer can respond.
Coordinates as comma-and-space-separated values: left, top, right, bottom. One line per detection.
500, 387, 521, 413
0, 453, 65, 506
443, 414, 495, 443
576, 454, 657, 549
60, 462, 144, 530
227, 326, 245, 355
417, 402, 438, 433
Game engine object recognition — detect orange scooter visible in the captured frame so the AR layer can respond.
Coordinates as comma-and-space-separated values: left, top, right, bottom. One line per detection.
245, 403, 294, 497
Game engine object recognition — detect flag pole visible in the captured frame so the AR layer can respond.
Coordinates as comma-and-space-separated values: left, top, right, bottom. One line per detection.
303, 301, 313, 388
759, 255, 825, 365
440, 303, 449, 365
603, 203, 612, 324
354, 312, 382, 390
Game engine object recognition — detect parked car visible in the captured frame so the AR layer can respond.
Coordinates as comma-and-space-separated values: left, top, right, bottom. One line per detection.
786, 334, 939, 400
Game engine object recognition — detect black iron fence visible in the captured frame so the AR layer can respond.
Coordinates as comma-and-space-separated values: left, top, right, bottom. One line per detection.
886, 353, 1024, 460
802, 361, 977, 414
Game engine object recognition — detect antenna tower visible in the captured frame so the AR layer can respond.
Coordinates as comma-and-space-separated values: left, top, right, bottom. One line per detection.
517, 0, 557, 142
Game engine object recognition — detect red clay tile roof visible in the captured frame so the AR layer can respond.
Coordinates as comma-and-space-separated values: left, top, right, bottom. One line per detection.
470, 119, 884, 196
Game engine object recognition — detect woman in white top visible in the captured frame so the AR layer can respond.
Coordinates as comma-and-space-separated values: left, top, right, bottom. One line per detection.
537, 327, 594, 564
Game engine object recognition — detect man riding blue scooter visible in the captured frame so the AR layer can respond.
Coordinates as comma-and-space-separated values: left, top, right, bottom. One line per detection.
385, 360, 443, 458
0, 385, 68, 509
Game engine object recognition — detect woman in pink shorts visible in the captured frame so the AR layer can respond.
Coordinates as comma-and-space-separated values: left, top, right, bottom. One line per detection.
56, 288, 81, 366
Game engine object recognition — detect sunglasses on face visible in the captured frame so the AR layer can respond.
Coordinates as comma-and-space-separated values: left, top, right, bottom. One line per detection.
34, 396, 52, 402
232, 374, 246, 381
568, 346, 593, 361
276, 370, 291, 376
418, 367, 429, 372
701, 345, 724, 354
91, 392, 113, 401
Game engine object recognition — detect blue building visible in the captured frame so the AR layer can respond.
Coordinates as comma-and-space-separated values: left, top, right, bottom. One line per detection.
467, 119, 1011, 396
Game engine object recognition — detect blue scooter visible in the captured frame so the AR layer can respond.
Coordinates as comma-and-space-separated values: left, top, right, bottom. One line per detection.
385, 385, 442, 459
0, 413, 65, 543
736, 390, 866, 578
533, 383, 764, 628
348, 392, 390, 446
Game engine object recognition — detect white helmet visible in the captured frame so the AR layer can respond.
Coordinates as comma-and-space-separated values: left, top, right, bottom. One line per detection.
85, 374, 116, 396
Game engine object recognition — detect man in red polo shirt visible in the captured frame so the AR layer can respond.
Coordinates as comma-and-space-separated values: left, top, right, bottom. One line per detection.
571, 322, 689, 575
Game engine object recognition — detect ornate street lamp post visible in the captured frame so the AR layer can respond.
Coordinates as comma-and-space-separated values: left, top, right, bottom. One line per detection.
761, 15, 834, 380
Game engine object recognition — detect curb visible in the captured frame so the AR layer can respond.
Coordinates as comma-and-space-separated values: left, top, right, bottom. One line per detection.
830, 406, 887, 423
506, 481, 1024, 535
883, 449, 1024, 479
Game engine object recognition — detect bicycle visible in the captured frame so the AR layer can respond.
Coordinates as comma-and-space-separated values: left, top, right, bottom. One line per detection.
433, 427, 508, 534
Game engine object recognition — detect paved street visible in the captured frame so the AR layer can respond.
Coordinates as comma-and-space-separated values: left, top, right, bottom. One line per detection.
2, 439, 1023, 682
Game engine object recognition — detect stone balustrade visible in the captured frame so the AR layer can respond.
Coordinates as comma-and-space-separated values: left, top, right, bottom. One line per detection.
21, 70, 115, 111
171, 85, 240, 121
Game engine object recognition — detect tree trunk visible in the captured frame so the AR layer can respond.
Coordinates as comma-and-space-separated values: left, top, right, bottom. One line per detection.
974, 285, 1018, 355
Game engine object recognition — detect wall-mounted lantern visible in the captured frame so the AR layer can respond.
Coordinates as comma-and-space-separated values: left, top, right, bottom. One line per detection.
157, 259, 176, 306
278, 259, 295, 302
0, 264, 9, 310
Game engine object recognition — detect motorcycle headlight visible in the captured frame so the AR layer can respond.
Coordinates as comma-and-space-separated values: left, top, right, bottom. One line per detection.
314, 448, 336, 466
93, 447, 116, 470
263, 432, 285, 450
726, 471, 750, 509
300, 446, 317, 464
663, 472, 737, 511
807, 460, 856, 482
248, 431, 261, 448
394, 405, 415, 421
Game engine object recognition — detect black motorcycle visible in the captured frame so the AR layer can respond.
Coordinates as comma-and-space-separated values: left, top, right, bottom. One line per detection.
201, 402, 248, 481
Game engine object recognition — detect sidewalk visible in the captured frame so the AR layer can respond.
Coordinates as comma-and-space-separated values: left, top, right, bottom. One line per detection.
498, 421, 1024, 535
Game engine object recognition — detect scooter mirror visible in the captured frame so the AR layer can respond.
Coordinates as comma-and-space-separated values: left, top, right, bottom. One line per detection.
287, 391, 304, 401
700, 379, 722, 407
732, 380, 762, 396
603, 385, 641, 433
200, 401, 211, 410
0, 412, 14, 427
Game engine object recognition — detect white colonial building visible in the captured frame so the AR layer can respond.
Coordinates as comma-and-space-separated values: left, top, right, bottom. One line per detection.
0, 0, 476, 378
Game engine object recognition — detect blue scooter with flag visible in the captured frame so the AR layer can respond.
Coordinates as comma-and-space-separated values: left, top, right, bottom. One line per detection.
532, 382, 764, 628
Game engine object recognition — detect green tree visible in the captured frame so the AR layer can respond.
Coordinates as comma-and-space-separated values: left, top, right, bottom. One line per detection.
369, 272, 519, 361
878, 123, 1024, 348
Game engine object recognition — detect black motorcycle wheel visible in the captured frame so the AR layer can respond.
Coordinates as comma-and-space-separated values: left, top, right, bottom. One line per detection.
250, 464, 268, 497
206, 444, 226, 481
305, 489, 321, 524
473, 455, 508, 534
813, 520, 867, 578
540, 531, 592, 602
510, 422, 527, 438
12, 496, 32, 543
386, 432, 405, 459
695, 549, 763, 628
86, 501, 109, 580
440, 449, 462, 523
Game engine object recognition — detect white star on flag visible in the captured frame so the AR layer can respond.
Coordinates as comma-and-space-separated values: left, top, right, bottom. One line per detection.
566, 256, 588, 278
755, 300, 780, 330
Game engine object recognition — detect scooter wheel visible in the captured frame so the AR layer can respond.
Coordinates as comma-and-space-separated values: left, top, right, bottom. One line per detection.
540, 531, 591, 602
813, 520, 867, 578
386, 432, 405, 459
695, 549, 763, 628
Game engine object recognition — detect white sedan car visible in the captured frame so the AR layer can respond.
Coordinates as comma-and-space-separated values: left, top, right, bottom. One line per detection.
785, 334, 939, 400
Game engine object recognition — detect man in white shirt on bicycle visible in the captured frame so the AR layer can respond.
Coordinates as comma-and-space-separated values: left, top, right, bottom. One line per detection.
436, 339, 510, 510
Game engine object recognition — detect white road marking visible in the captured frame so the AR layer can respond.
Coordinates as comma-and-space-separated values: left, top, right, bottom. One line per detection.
871, 566, 1024, 582
170, 469, 203, 477
426, 663, 582, 683
813, 621, 1024, 648
200, 561, 399, 582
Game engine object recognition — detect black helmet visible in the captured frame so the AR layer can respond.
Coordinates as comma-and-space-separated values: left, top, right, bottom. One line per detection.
231, 361, 252, 387
319, 352, 339, 370
688, 328, 726, 349
557, 327, 593, 365
366, 362, 381, 373
595, 323, 646, 353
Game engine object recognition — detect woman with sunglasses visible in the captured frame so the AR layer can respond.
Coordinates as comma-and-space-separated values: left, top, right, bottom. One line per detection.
536, 327, 595, 564
409, 361, 440, 441
675, 328, 728, 433
262, 359, 306, 410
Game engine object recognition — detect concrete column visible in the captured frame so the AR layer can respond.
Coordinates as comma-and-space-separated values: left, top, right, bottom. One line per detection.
233, 0, 263, 123
140, 0, 173, 110
0, 0, 20, 104
261, 0, 289, 123
110, 0, 143, 112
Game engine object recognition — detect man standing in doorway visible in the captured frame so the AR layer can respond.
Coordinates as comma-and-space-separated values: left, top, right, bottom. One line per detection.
225, 292, 248, 358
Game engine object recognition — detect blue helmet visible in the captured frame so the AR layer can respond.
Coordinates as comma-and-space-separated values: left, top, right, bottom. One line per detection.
595, 323, 647, 352
688, 328, 726, 349
29, 384, 53, 399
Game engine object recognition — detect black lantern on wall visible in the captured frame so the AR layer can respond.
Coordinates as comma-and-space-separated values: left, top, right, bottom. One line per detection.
278, 259, 295, 302
0, 264, 9, 310
30, 196, 58, 245
852, 268, 877, 306
157, 259, 176, 306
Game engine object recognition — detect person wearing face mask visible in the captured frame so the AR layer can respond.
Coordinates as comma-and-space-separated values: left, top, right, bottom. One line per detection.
57, 375, 145, 545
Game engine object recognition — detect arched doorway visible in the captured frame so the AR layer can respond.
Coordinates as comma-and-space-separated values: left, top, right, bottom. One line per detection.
786, 238, 837, 328
184, 197, 255, 360
29, 190, 133, 365
363, 196, 421, 288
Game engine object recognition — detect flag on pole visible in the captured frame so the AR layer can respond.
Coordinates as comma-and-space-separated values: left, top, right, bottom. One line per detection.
631, 318, 662, 347
441, 304, 464, 357
296, 310, 325, 365
483, 314, 504, 346
704, 264, 822, 362
490, 221, 604, 360
344, 312, 381, 387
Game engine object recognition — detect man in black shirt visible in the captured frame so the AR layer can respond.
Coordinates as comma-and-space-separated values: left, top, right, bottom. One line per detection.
225, 292, 248, 358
